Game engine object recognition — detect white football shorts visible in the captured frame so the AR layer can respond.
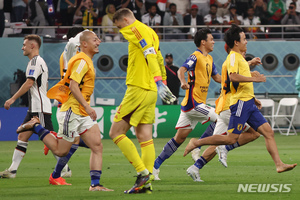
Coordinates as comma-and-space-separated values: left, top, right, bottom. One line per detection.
175, 103, 218, 130
57, 108, 97, 142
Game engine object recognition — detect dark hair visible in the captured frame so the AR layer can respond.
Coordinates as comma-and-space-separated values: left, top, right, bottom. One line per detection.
113, 8, 133, 22
248, 6, 254, 11
224, 24, 244, 49
24, 34, 41, 48
169, 3, 176, 9
194, 28, 212, 47
290, 2, 296, 8
210, 4, 217, 9
67, 27, 85, 39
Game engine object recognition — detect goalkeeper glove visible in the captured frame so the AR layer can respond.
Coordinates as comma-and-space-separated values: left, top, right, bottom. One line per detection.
155, 76, 177, 104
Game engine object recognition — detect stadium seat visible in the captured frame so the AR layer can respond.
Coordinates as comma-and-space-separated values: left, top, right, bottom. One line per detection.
258, 99, 275, 129
273, 98, 298, 136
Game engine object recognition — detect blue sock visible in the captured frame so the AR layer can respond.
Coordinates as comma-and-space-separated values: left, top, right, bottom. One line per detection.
79, 138, 89, 148
154, 138, 180, 169
52, 144, 78, 178
90, 170, 102, 186
194, 156, 207, 169
225, 142, 240, 151
33, 124, 50, 141
196, 122, 216, 150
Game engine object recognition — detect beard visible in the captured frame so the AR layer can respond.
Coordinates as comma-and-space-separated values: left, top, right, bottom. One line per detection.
150, 12, 155, 17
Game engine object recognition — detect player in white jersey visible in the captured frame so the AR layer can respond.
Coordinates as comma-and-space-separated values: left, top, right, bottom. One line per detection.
1, 35, 53, 179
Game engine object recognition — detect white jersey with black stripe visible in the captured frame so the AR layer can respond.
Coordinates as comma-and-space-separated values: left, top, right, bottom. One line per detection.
26, 55, 52, 114
63, 33, 81, 74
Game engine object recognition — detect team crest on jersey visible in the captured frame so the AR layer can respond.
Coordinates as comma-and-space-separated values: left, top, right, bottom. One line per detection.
139, 39, 147, 48
237, 124, 243, 131
29, 69, 35, 75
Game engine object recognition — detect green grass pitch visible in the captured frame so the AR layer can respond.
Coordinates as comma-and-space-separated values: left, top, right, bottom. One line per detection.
0, 134, 299, 200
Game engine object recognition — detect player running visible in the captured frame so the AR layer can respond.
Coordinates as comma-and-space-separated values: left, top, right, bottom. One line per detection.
184, 24, 297, 174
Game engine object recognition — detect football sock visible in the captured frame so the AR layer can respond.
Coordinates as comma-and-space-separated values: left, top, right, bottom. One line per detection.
154, 138, 180, 169
33, 124, 50, 140
225, 141, 240, 151
8, 140, 28, 172
138, 169, 150, 176
200, 122, 216, 139
194, 156, 208, 169
196, 122, 216, 150
79, 138, 89, 148
52, 144, 78, 178
53, 154, 70, 171
90, 170, 102, 186
113, 134, 146, 173
140, 139, 155, 173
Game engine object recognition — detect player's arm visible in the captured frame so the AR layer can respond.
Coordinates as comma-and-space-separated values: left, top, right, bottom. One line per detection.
248, 57, 262, 66
251, 71, 260, 77
156, 49, 167, 84
4, 78, 34, 110
138, 29, 175, 103
69, 60, 96, 120
69, 79, 96, 120
254, 98, 262, 109
229, 53, 265, 83
212, 74, 221, 83
229, 72, 266, 83
146, 50, 176, 104
211, 62, 221, 83
179, 54, 198, 89
178, 66, 189, 90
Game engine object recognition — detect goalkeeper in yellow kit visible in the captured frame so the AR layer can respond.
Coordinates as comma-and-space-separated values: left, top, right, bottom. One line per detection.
109, 8, 176, 194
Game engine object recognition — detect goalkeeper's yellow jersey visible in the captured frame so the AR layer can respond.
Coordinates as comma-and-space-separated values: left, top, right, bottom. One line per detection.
119, 20, 166, 91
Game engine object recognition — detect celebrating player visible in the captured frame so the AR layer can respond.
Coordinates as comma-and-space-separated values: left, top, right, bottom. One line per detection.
184, 24, 297, 173
152, 28, 221, 181
17, 31, 113, 191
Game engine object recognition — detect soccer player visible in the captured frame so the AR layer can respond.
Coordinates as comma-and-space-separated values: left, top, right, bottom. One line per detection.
1, 35, 53, 179
45, 27, 92, 185
109, 8, 176, 194
152, 28, 222, 181
17, 31, 113, 191
184, 24, 297, 173
185, 44, 263, 182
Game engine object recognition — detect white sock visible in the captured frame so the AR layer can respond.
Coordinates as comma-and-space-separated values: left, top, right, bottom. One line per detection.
8, 140, 28, 172
138, 169, 149, 176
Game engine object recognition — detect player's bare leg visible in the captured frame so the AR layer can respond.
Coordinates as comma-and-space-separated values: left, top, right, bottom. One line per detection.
257, 123, 297, 173
81, 125, 103, 172
184, 133, 239, 156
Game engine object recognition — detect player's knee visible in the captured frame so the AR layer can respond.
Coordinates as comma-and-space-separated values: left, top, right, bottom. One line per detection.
17, 133, 30, 142
173, 134, 187, 144
226, 136, 238, 145
90, 141, 103, 153
109, 131, 115, 139
253, 132, 261, 140
262, 130, 274, 139
54, 150, 69, 157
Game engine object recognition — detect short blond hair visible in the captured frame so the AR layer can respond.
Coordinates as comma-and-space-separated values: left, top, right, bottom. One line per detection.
113, 8, 134, 23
